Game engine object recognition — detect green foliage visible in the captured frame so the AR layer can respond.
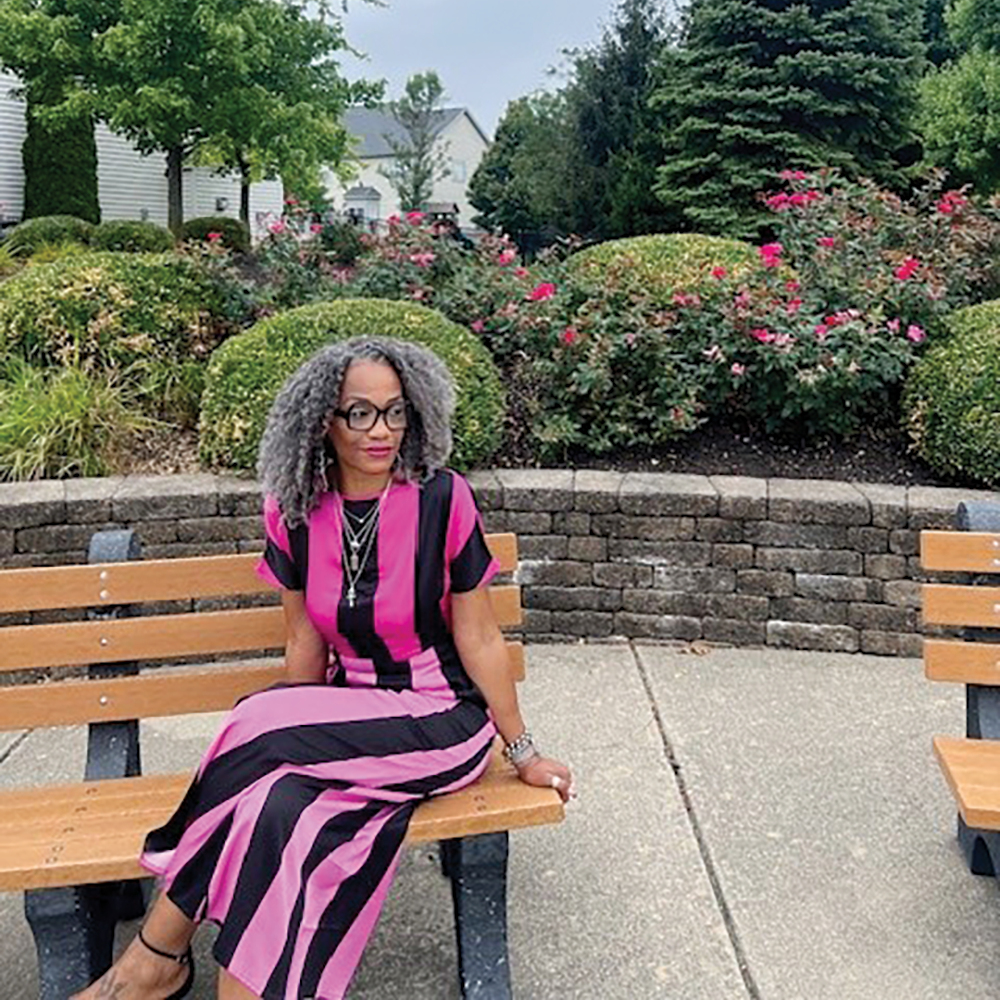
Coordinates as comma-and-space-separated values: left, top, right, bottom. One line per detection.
199, 299, 505, 472
182, 217, 250, 253
317, 219, 366, 266
903, 301, 1000, 485
920, 50, 1000, 194
654, 0, 925, 236
3, 216, 95, 256
564, 234, 760, 305
23, 101, 100, 225
380, 72, 451, 213
92, 220, 175, 253
0, 359, 154, 481
27, 242, 92, 265
469, 1, 674, 249
0, 253, 236, 414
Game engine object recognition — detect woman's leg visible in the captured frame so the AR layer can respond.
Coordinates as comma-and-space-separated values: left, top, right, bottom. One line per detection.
218, 967, 260, 999
71, 893, 195, 1000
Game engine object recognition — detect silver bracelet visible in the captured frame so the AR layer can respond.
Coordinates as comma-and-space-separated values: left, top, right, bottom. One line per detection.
503, 730, 539, 767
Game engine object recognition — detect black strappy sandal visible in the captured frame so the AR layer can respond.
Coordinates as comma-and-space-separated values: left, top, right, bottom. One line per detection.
136, 928, 195, 1000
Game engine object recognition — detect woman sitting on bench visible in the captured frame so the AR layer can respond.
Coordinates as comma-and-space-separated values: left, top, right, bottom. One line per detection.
74, 337, 573, 1000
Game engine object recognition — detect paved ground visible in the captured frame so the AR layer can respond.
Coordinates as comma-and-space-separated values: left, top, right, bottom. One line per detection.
0, 642, 998, 999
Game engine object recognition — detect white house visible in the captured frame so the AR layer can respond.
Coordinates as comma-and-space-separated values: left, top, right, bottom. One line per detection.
323, 106, 490, 230
0, 71, 284, 233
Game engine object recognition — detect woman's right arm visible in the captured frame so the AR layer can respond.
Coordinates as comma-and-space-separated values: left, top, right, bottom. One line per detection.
281, 590, 328, 683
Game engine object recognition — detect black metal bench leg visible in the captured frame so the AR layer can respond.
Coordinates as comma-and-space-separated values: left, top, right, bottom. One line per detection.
441, 832, 513, 1000
958, 816, 999, 877
25, 884, 119, 999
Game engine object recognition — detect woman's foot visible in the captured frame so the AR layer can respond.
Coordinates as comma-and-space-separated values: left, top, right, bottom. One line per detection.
71, 931, 192, 999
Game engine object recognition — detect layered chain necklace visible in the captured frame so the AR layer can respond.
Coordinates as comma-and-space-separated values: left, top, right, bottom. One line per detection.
338, 478, 392, 608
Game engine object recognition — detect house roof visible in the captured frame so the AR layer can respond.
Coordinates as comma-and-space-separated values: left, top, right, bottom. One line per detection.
344, 184, 382, 200
343, 107, 489, 158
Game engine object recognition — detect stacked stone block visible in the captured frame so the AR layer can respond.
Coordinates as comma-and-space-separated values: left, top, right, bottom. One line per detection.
0, 471, 995, 654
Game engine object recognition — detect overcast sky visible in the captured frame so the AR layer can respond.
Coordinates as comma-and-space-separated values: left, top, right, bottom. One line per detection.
338, 0, 628, 138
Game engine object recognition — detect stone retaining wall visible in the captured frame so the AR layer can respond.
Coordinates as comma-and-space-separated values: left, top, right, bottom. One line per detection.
1, 470, 995, 655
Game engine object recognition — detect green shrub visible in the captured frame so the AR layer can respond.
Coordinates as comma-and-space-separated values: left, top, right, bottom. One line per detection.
93, 220, 175, 253
564, 233, 761, 305
182, 216, 251, 253
0, 359, 153, 480
200, 298, 505, 471
0, 253, 237, 415
3, 215, 95, 256
903, 301, 1000, 486
317, 219, 366, 265
22, 107, 100, 225
27, 241, 91, 265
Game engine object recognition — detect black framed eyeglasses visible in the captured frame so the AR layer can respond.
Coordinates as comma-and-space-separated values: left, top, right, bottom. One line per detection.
333, 400, 409, 432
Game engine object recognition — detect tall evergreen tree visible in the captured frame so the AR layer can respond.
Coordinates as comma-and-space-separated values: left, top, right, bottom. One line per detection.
467, 93, 571, 253
560, 0, 675, 238
654, 0, 925, 236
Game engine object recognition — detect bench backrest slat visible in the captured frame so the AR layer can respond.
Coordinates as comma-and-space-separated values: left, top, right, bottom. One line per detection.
922, 583, 1000, 628
0, 643, 528, 729
921, 531, 1000, 573
925, 638, 1000, 683
0, 585, 523, 671
0, 534, 520, 613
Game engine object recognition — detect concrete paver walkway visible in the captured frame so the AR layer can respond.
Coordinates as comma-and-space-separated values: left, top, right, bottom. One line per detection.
0, 643, 996, 999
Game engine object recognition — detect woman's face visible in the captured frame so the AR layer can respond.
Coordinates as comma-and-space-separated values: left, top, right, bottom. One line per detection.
327, 359, 407, 492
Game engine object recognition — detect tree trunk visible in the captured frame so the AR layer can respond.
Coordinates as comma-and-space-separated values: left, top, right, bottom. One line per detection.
167, 145, 184, 236
238, 155, 251, 228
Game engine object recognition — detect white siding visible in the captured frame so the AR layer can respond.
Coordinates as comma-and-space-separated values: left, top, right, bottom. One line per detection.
323, 110, 489, 230
0, 72, 26, 225
0, 72, 284, 235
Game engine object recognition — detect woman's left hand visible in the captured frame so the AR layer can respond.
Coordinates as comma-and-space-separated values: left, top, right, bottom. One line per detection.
514, 755, 575, 803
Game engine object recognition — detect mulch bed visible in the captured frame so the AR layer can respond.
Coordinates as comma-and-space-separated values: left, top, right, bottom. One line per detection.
120, 418, 981, 491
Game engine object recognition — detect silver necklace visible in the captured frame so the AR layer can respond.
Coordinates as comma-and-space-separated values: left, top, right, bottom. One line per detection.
338, 480, 392, 608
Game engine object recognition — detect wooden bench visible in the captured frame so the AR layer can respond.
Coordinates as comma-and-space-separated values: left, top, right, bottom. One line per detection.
0, 528, 563, 1000
923, 500, 1000, 876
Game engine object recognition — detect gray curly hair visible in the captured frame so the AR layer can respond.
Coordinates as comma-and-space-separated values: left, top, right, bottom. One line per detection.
257, 337, 456, 527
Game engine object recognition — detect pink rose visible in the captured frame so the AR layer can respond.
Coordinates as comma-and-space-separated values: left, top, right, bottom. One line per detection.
310, 223, 323, 234
886, 318, 901, 333
894, 257, 920, 281
471, 319, 486, 333
751, 327, 776, 344
529, 282, 556, 302
206, 231, 222, 242
765, 193, 791, 212
814, 324, 829, 342
906, 324, 926, 343
409, 251, 436, 268
497, 249, 517, 266
561, 327, 579, 346
786, 297, 802, 316
759, 243, 783, 267
514, 266, 529, 279
406, 211, 425, 224
779, 169, 808, 181
818, 236, 835, 248
731, 362, 746, 377
268, 219, 287, 235
711, 266, 728, 280
387, 214, 402, 226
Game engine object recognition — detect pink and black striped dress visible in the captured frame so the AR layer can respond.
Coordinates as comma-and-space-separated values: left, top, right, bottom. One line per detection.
140, 469, 500, 999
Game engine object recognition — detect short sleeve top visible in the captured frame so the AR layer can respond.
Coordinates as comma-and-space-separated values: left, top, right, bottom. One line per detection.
256, 469, 499, 699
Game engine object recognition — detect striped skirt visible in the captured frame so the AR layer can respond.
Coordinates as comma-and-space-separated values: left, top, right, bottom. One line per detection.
140, 683, 496, 1000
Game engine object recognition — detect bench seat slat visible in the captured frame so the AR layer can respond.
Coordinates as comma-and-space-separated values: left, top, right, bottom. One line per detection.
922, 583, 1000, 628
933, 736, 1000, 831
0, 751, 564, 891
0, 586, 523, 671
0, 535, 520, 613
921, 531, 1000, 573
0, 643, 527, 730
924, 638, 1000, 684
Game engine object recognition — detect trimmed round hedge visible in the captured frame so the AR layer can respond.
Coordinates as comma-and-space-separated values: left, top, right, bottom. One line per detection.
0, 252, 235, 387
903, 300, 1000, 486
564, 233, 761, 304
200, 299, 505, 472
3, 215, 95, 256
92, 220, 175, 253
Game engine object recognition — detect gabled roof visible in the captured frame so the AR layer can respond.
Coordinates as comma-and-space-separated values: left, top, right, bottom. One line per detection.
344, 184, 382, 200
343, 107, 489, 158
